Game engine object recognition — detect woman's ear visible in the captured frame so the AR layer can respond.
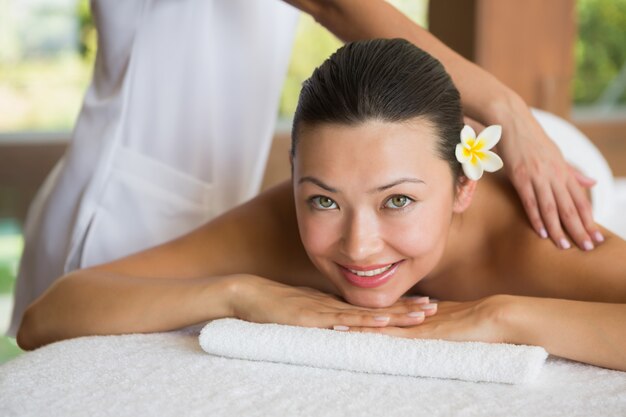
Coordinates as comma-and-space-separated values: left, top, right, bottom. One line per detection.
452, 175, 477, 213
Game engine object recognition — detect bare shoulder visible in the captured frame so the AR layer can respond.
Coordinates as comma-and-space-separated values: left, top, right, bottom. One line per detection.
478, 176, 626, 303
496, 222, 626, 303
92, 181, 325, 287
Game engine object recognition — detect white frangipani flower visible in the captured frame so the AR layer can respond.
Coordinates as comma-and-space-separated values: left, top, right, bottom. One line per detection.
455, 125, 504, 180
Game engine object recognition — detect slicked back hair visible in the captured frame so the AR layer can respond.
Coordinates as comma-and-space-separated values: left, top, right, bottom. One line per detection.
291, 38, 463, 178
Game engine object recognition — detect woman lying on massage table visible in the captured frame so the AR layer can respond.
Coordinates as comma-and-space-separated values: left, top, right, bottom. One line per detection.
18, 39, 626, 372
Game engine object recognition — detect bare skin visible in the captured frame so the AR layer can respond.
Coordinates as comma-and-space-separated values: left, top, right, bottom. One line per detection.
415, 173, 623, 303
287, 0, 602, 250
49, 171, 611, 302
18, 120, 626, 372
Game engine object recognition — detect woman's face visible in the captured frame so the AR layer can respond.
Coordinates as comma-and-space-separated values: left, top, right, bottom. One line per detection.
293, 119, 463, 308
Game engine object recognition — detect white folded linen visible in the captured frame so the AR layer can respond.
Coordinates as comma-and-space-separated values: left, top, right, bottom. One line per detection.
199, 318, 548, 384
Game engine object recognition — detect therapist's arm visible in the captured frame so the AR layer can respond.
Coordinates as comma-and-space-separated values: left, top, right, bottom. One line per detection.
283, 0, 602, 252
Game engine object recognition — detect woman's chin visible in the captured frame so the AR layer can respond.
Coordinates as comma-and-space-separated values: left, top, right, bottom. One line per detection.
340, 289, 401, 309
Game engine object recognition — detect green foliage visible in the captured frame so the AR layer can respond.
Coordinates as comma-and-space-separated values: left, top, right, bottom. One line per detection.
0, 220, 22, 295
2, 0, 624, 127
278, 15, 342, 119
0, 265, 14, 294
574, 0, 626, 104
76, 0, 96, 61
0, 54, 92, 131
277, 0, 428, 119
0, 336, 22, 365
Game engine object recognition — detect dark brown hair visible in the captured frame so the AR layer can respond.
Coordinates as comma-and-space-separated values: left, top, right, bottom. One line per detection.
291, 38, 463, 177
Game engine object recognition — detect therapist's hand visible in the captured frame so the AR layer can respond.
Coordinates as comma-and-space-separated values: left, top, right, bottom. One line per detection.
229, 274, 437, 330
465, 105, 604, 251
496, 111, 604, 251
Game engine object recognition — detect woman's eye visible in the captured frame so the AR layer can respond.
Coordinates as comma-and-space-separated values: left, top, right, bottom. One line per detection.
384, 195, 413, 209
310, 196, 338, 210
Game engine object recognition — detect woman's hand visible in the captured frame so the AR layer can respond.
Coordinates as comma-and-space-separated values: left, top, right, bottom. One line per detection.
466, 104, 604, 251
228, 274, 438, 330
342, 295, 511, 344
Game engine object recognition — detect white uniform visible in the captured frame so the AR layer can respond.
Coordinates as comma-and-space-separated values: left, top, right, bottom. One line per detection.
8, 0, 299, 336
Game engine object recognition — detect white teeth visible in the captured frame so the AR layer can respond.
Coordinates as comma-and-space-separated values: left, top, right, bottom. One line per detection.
348, 263, 394, 277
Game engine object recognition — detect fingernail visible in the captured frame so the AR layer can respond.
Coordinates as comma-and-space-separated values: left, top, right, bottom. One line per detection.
407, 311, 425, 318
429, 298, 439, 303
420, 303, 437, 310
560, 238, 571, 250
410, 296, 430, 304
333, 325, 349, 331
539, 228, 548, 239
374, 316, 390, 321
583, 240, 594, 251
594, 231, 604, 243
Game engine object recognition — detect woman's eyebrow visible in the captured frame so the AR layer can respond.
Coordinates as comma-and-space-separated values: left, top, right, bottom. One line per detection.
370, 178, 426, 193
297, 177, 425, 193
298, 177, 338, 193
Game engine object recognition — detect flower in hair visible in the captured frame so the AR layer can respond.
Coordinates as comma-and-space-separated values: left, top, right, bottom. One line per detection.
455, 125, 504, 180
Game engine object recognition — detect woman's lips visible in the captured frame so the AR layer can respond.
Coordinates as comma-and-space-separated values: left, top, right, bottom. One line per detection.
338, 261, 403, 288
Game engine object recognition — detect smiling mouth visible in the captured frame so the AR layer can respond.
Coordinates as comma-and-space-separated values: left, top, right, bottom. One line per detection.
345, 263, 395, 277
337, 261, 404, 288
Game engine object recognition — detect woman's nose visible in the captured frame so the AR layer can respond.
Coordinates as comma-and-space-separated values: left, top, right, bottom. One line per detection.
340, 211, 384, 262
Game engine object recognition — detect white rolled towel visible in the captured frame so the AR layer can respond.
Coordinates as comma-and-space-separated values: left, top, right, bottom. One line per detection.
199, 318, 548, 385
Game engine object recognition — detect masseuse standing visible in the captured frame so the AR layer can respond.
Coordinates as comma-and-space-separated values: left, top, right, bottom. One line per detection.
8, 0, 601, 337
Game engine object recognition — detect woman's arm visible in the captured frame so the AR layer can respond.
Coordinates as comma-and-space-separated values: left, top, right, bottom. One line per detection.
284, 0, 601, 251
343, 294, 626, 371
16, 183, 305, 349
18, 265, 437, 350
17, 271, 236, 350
17, 183, 432, 349
506, 296, 626, 371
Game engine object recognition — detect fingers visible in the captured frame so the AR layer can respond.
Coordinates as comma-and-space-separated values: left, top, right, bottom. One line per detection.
340, 325, 411, 338
537, 178, 603, 250
329, 310, 424, 330
503, 130, 605, 250
517, 171, 604, 251
548, 181, 589, 249
569, 164, 596, 188
566, 179, 604, 247
528, 176, 568, 247
400, 296, 438, 314
513, 170, 548, 239
326, 300, 439, 331
322, 294, 434, 314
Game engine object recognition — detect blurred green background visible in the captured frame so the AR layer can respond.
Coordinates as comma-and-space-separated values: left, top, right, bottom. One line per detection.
1, 0, 625, 364
1, 0, 624, 133
575, 0, 626, 107
0, 219, 23, 363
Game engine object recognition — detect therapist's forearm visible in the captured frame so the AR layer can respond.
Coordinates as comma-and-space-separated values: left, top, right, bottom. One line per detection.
286, 0, 526, 125
16, 271, 236, 350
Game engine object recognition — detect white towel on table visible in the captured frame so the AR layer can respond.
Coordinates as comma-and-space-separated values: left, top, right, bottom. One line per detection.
199, 318, 548, 384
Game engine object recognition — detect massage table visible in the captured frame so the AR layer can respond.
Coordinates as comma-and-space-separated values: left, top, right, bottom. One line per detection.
2, 111, 626, 416
1, 325, 625, 417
